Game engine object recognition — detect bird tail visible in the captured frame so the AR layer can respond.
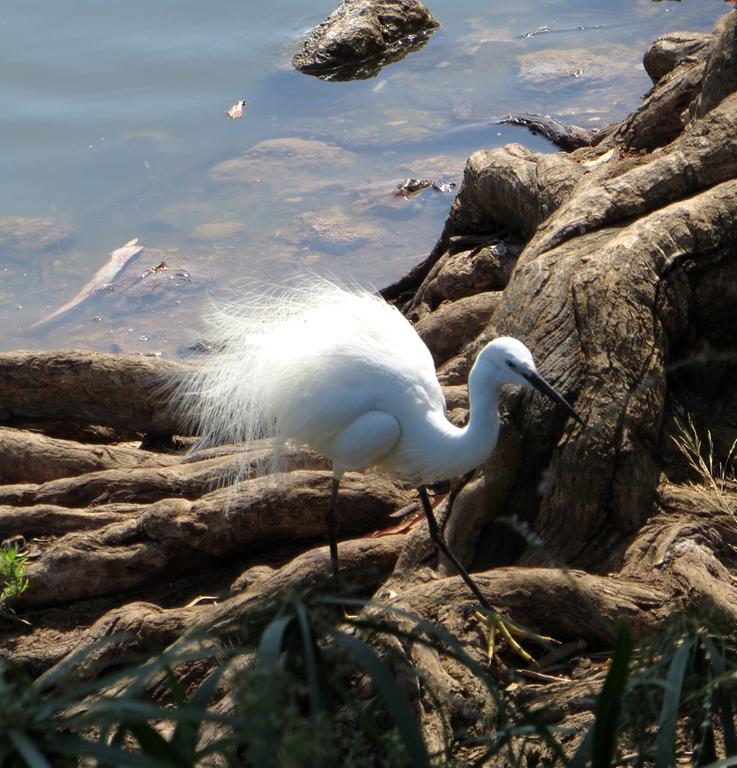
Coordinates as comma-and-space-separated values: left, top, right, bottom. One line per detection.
170, 278, 370, 480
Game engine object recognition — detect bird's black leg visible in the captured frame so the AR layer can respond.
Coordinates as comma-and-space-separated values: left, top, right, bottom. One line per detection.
419, 486, 555, 664
417, 485, 491, 610
326, 477, 341, 592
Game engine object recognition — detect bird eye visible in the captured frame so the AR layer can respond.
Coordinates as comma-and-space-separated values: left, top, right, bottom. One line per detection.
507, 360, 518, 370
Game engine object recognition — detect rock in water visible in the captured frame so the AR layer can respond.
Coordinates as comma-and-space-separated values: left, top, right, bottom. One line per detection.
0, 216, 73, 252
292, 0, 438, 81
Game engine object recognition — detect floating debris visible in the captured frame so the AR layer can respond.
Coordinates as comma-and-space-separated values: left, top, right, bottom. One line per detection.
521, 23, 604, 38
395, 178, 456, 197
27, 238, 143, 332
432, 180, 456, 193
396, 178, 432, 196
141, 260, 168, 278
226, 99, 247, 119
522, 25, 551, 38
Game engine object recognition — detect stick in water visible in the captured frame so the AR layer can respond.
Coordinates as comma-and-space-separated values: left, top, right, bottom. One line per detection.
27, 238, 144, 332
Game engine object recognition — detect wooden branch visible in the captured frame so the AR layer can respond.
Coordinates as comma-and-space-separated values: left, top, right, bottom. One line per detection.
383, 566, 670, 647
0, 427, 177, 484
0, 502, 144, 539
28, 535, 405, 682
0, 443, 329, 508
0, 455, 237, 508
0, 350, 190, 435
18, 471, 411, 608
415, 292, 500, 366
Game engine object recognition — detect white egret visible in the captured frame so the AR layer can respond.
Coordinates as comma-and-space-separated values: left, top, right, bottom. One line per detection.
178, 279, 582, 613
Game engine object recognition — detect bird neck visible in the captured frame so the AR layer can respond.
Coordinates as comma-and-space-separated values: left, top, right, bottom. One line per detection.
449, 362, 502, 473
389, 360, 504, 484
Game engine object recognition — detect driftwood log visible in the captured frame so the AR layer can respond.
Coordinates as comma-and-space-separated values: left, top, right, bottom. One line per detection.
1, 10, 736, 762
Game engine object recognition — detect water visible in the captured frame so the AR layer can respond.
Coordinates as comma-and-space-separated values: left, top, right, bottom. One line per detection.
0, 0, 724, 355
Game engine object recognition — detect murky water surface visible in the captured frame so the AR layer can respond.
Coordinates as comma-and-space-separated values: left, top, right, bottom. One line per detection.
0, 1, 724, 355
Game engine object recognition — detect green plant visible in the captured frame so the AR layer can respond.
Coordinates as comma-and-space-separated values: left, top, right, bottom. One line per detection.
0, 635, 237, 767
569, 626, 633, 768
4, 589, 737, 767
0, 544, 29, 614
612, 614, 737, 768
238, 593, 574, 768
233, 593, 427, 767
563, 614, 737, 768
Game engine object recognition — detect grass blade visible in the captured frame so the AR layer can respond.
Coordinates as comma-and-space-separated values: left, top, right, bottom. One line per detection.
567, 726, 594, 768
295, 600, 325, 716
257, 614, 293, 670
703, 636, 737, 758
53, 737, 174, 768
85, 698, 238, 727
591, 625, 632, 768
654, 638, 693, 768
327, 625, 430, 768
171, 663, 230, 759
692, 641, 717, 767
130, 721, 185, 764
7, 731, 54, 768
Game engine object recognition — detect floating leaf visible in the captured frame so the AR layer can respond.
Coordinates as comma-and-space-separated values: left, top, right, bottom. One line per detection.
226, 99, 247, 119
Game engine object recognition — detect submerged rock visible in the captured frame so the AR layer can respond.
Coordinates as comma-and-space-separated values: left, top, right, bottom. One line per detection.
294, 208, 385, 253
516, 44, 637, 90
0, 216, 73, 252
209, 137, 358, 190
292, 0, 438, 81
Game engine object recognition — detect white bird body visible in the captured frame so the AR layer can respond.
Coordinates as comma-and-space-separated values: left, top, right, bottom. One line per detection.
293, 366, 500, 484
178, 279, 582, 611
182, 280, 574, 488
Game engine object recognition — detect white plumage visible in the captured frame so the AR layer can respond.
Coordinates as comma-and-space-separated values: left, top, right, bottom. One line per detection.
176, 279, 582, 604
181, 279, 581, 482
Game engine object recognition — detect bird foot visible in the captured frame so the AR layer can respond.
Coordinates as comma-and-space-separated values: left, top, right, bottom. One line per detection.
474, 610, 556, 666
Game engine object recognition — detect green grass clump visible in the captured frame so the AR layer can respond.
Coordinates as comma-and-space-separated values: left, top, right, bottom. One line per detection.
2, 589, 737, 767
0, 544, 28, 615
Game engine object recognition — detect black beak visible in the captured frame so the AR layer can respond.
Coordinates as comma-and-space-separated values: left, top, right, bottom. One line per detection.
522, 371, 584, 425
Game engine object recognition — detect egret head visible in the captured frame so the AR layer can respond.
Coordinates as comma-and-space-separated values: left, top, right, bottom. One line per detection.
477, 337, 584, 425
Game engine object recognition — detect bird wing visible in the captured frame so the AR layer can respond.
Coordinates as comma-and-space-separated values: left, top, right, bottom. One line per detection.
182, 280, 447, 472
328, 409, 401, 472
